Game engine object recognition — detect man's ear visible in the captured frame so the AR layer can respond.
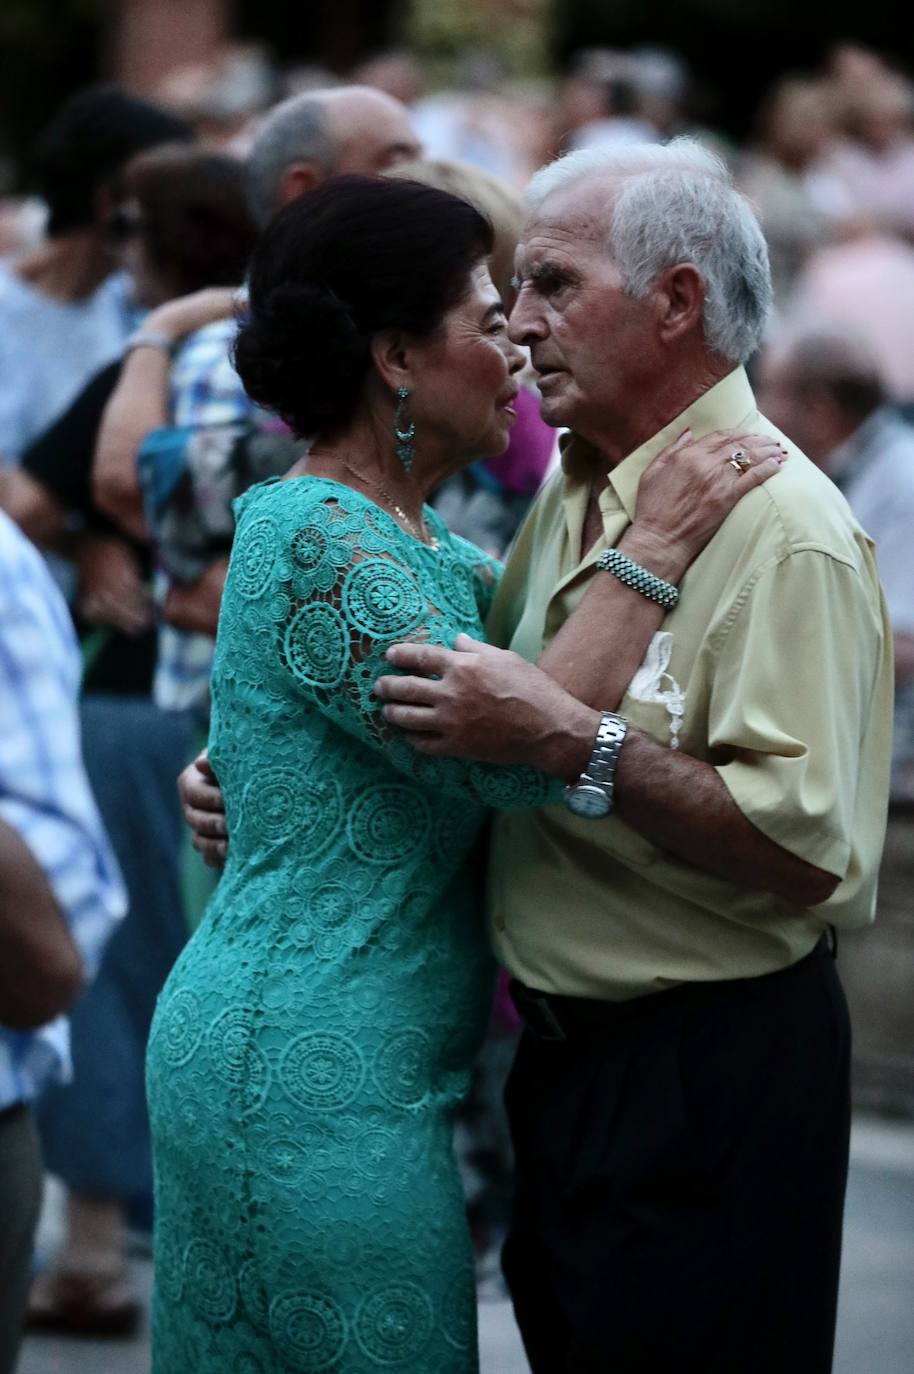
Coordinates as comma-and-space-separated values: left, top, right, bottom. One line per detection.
656, 263, 705, 345
370, 329, 412, 393
277, 161, 324, 208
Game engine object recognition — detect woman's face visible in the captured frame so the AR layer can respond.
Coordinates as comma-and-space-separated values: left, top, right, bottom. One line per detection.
409, 264, 525, 468
111, 199, 178, 309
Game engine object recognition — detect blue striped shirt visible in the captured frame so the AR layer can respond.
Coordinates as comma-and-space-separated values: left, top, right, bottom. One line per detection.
152, 316, 257, 714
0, 512, 126, 1108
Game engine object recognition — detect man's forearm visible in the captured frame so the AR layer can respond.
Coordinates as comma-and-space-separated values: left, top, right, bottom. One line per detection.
613, 730, 840, 907
0, 818, 83, 1028
93, 347, 170, 538
525, 701, 839, 908
376, 637, 841, 908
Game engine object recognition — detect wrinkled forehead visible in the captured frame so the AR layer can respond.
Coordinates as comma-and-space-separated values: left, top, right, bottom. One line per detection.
518, 176, 621, 256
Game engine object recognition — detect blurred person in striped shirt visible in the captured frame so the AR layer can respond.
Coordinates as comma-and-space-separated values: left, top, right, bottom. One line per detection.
0, 510, 125, 1373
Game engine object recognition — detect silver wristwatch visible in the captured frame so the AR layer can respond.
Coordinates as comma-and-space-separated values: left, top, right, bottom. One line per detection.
565, 711, 628, 819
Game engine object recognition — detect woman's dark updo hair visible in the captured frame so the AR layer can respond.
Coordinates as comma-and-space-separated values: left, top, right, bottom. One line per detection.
233, 175, 494, 437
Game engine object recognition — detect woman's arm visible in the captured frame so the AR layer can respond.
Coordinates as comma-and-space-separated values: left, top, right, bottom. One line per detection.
377, 429, 785, 737
222, 491, 562, 811
93, 288, 237, 539
537, 428, 785, 709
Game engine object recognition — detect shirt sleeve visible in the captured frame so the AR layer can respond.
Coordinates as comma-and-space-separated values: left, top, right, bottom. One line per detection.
707, 545, 889, 877
0, 519, 126, 974
170, 322, 254, 430
0, 334, 27, 462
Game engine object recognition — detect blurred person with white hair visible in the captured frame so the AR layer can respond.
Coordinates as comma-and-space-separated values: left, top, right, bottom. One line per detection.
0, 511, 125, 1372
757, 327, 914, 800
376, 137, 892, 1373
757, 323, 914, 1150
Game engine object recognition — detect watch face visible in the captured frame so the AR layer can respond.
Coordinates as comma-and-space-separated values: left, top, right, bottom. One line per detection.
566, 784, 611, 819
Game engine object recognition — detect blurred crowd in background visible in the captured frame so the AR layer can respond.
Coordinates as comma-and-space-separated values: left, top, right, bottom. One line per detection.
1, 29, 913, 1343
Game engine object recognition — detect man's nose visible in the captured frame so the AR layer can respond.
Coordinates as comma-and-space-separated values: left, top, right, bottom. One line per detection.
508, 290, 545, 346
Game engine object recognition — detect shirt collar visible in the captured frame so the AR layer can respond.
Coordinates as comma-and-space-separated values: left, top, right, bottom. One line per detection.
560, 367, 759, 522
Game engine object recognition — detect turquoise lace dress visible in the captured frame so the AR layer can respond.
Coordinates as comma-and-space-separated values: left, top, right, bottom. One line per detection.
146, 476, 558, 1373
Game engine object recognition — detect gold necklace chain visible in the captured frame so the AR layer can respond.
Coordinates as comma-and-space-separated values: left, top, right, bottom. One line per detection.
341, 461, 440, 550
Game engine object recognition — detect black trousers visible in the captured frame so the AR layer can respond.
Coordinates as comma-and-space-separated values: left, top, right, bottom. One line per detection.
502, 943, 851, 1374
0, 1103, 42, 1374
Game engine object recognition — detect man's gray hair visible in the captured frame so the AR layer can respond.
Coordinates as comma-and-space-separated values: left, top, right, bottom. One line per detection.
527, 138, 772, 364
246, 95, 336, 227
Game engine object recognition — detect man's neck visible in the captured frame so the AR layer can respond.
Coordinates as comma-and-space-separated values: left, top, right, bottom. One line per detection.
15, 231, 112, 303
582, 355, 734, 471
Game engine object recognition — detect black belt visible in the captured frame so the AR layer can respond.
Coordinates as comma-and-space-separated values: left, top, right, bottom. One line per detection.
510, 935, 834, 1044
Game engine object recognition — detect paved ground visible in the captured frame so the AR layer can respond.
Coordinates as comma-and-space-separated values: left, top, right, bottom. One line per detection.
18, 1115, 914, 1374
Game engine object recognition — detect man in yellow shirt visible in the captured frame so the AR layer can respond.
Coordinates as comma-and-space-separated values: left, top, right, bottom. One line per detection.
378, 139, 892, 1373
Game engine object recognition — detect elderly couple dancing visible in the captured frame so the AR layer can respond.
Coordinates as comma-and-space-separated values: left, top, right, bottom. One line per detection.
147, 140, 890, 1374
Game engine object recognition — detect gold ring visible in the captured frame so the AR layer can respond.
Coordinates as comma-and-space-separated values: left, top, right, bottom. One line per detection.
727, 448, 751, 473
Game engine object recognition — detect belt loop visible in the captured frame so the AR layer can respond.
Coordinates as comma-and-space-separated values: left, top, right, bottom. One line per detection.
825, 924, 838, 959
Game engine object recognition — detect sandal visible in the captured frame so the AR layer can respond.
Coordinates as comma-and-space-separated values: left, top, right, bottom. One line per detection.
26, 1267, 141, 1337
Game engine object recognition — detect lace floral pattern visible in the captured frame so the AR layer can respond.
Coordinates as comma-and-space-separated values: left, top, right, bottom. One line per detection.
147, 476, 560, 1372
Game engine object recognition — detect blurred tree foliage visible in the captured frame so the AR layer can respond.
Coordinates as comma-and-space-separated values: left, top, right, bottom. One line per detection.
554, 0, 914, 140
403, 0, 552, 80
0, 0, 106, 188
2, 0, 911, 182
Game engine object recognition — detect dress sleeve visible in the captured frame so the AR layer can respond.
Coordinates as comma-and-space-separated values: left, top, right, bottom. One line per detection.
707, 545, 890, 877
231, 489, 561, 810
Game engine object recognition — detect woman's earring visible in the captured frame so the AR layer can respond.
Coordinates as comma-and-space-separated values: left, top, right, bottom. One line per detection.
393, 386, 416, 473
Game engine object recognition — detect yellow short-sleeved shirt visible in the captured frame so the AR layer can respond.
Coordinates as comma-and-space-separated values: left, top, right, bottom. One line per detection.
486, 368, 893, 1000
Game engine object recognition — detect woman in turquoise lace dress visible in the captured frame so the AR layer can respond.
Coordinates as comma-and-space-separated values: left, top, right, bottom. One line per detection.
145, 176, 557, 1374
147, 176, 781, 1373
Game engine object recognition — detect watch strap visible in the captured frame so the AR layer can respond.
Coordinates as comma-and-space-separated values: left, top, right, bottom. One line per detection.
566, 711, 628, 814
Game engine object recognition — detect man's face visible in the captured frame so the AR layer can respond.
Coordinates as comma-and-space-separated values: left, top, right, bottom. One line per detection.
508, 179, 661, 441
329, 93, 421, 176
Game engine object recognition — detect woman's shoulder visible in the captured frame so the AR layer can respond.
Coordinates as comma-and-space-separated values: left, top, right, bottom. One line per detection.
233, 474, 358, 524
232, 475, 428, 569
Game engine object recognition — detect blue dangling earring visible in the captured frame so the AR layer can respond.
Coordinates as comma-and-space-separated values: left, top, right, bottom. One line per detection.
393, 385, 416, 473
